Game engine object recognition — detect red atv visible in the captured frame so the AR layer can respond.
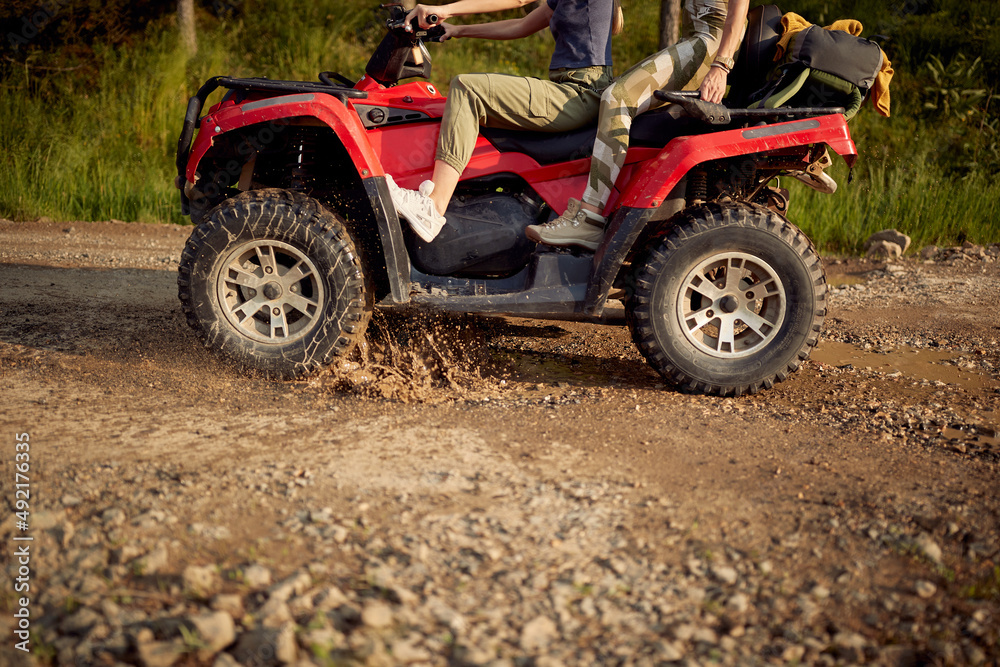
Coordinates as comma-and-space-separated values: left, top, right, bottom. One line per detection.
175, 4, 862, 396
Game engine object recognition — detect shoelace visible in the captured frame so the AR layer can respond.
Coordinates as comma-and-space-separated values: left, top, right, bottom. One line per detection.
544, 212, 587, 229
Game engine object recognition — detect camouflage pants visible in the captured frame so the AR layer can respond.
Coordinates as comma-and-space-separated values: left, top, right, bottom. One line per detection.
582, 36, 722, 210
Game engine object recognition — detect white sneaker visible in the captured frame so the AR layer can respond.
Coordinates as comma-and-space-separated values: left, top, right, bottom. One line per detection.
385, 174, 446, 242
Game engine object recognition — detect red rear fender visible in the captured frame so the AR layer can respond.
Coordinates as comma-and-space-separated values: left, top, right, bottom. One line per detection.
619, 114, 858, 210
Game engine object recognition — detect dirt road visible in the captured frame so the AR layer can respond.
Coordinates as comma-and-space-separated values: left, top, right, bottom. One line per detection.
1, 218, 997, 666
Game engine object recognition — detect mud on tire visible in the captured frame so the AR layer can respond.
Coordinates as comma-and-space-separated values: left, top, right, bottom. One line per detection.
177, 189, 372, 378
626, 203, 826, 396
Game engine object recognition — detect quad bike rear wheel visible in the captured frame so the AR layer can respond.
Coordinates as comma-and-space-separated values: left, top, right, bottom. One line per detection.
626, 203, 826, 396
178, 189, 372, 378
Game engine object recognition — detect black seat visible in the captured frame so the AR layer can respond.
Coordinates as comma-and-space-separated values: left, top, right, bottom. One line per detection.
480, 108, 711, 166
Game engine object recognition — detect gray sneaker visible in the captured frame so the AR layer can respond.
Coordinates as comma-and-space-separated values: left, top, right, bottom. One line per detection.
526, 198, 606, 251
386, 174, 446, 242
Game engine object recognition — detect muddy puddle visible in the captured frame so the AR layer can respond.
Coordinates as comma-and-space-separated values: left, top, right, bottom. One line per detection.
812, 340, 997, 391
827, 273, 867, 287
942, 425, 1000, 448
813, 340, 1000, 459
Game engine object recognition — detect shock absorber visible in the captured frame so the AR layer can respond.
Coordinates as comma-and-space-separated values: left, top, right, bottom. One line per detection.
288, 134, 318, 192
687, 168, 708, 206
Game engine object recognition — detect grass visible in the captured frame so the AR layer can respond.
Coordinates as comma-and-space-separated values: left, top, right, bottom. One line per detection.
0, 0, 996, 255
961, 565, 1000, 601
788, 112, 1000, 253
0, 29, 194, 223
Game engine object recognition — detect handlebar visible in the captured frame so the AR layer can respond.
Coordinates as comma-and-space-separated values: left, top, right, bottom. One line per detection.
385, 10, 446, 42
422, 24, 447, 42
409, 19, 446, 42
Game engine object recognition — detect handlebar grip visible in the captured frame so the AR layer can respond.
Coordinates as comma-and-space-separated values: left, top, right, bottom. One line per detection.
426, 25, 446, 42
427, 14, 439, 24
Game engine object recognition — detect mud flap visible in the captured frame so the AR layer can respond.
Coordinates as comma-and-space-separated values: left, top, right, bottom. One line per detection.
363, 176, 411, 304
584, 206, 656, 317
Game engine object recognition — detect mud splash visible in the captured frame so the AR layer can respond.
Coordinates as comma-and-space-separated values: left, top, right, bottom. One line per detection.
317, 309, 511, 403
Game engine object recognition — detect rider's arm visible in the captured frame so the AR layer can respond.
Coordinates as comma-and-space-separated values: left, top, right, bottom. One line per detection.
409, 0, 537, 28
446, 4, 553, 41
699, 0, 750, 104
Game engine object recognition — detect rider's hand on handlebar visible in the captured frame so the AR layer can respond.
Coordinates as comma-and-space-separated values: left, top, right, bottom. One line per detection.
406, 4, 447, 30
435, 22, 458, 41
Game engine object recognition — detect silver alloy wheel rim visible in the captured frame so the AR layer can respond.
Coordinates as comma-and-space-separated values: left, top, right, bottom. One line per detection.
675, 252, 786, 359
217, 240, 325, 344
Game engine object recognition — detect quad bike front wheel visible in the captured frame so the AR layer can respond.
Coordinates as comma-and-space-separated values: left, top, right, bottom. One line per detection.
178, 189, 372, 378
627, 203, 826, 396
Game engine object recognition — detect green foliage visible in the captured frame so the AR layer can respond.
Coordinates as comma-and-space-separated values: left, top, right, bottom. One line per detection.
921, 54, 991, 120
0, 0, 997, 252
918, 53, 1000, 176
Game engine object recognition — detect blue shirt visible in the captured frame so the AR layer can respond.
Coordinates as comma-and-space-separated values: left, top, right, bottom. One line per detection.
546, 0, 614, 70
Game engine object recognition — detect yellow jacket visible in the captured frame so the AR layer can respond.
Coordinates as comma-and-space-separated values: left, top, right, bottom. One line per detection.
775, 12, 893, 117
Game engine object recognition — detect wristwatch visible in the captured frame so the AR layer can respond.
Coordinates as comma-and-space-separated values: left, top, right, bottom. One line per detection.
714, 54, 735, 70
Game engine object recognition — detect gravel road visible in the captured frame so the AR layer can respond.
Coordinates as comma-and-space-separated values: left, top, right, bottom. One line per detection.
0, 219, 997, 666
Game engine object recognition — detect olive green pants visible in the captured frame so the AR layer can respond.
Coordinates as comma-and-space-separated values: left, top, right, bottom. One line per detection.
436, 66, 614, 174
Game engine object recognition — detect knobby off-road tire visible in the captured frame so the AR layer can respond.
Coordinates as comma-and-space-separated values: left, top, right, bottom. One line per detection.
626, 203, 826, 396
177, 189, 372, 378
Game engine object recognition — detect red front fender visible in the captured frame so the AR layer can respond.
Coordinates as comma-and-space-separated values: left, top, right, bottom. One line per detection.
618, 114, 858, 210
185, 92, 380, 183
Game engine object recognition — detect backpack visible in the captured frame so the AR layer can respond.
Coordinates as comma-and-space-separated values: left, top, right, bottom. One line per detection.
735, 7, 884, 120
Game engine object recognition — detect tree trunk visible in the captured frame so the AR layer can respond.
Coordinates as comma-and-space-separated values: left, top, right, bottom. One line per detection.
178, 0, 197, 55
659, 0, 682, 50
